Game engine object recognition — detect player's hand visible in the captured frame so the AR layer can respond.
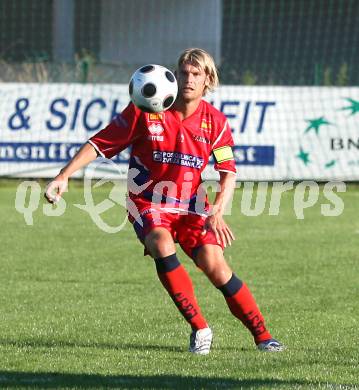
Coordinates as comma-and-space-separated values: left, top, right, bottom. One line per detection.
203, 214, 235, 248
44, 174, 68, 204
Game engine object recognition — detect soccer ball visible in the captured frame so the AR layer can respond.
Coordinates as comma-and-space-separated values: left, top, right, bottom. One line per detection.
129, 64, 178, 113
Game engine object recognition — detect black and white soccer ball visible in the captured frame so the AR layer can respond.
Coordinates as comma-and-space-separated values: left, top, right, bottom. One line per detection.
129, 64, 178, 113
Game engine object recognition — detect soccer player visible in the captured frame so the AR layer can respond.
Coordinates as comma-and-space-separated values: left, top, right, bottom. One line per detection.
45, 48, 285, 354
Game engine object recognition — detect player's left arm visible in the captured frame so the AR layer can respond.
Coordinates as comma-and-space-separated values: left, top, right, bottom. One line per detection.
204, 171, 236, 247
205, 118, 237, 247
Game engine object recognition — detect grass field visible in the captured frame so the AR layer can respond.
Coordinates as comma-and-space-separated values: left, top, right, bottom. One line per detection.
0, 180, 358, 389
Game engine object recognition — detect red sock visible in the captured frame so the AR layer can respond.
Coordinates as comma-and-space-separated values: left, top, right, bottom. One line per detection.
155, 254, 208, 330
219, 274, 272, 344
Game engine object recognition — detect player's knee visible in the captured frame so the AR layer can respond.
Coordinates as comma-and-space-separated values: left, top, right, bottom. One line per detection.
195, 248, 232, 286
197, 258, 217, 275
205, 264, 232, 286
145, 228, 175, 258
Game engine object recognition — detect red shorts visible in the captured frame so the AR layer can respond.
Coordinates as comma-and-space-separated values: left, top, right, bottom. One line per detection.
130, 209, 223, 260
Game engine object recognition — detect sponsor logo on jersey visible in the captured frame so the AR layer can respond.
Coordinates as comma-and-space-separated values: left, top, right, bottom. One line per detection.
193, 134, 211, 144
148, 135, 164, 141
147, 112, 165, 123
153, 151, 204, 169
148, 123, 164, 135
200, 118, 212, 132
148, 123, 164, 141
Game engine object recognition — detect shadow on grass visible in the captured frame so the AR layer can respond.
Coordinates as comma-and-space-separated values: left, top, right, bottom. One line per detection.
0, 371, 314, 389
0, 338, 183, 353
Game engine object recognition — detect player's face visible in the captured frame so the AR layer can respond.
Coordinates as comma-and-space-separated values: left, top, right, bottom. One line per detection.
177, 63, 208, 102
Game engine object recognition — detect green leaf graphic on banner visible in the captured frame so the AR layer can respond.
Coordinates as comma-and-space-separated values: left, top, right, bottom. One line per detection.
304, 116, 332, 135
296, 148, 311, 165
340, 98, 359, 116
325, 160, 337, 168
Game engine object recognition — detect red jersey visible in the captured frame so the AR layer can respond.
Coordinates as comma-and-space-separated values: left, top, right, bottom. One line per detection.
89, 100, 236, 216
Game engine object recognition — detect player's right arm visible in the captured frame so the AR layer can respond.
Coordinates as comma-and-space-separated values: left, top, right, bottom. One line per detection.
44, 102, 143, 204
44, 142, 98, 203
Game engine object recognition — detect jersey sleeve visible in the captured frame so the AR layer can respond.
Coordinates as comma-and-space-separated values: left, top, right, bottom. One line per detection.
88, 102, 143, 159
212, 120, 236, 174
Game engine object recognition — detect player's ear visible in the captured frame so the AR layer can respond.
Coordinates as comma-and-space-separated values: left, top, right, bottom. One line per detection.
205, 74, 210, 86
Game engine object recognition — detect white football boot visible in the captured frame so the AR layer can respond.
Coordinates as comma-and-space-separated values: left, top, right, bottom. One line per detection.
188, 327, 213, 355
257, 338, 286, 352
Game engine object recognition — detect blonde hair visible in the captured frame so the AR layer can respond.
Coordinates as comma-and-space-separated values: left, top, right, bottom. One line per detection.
177, 48, 219, 95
